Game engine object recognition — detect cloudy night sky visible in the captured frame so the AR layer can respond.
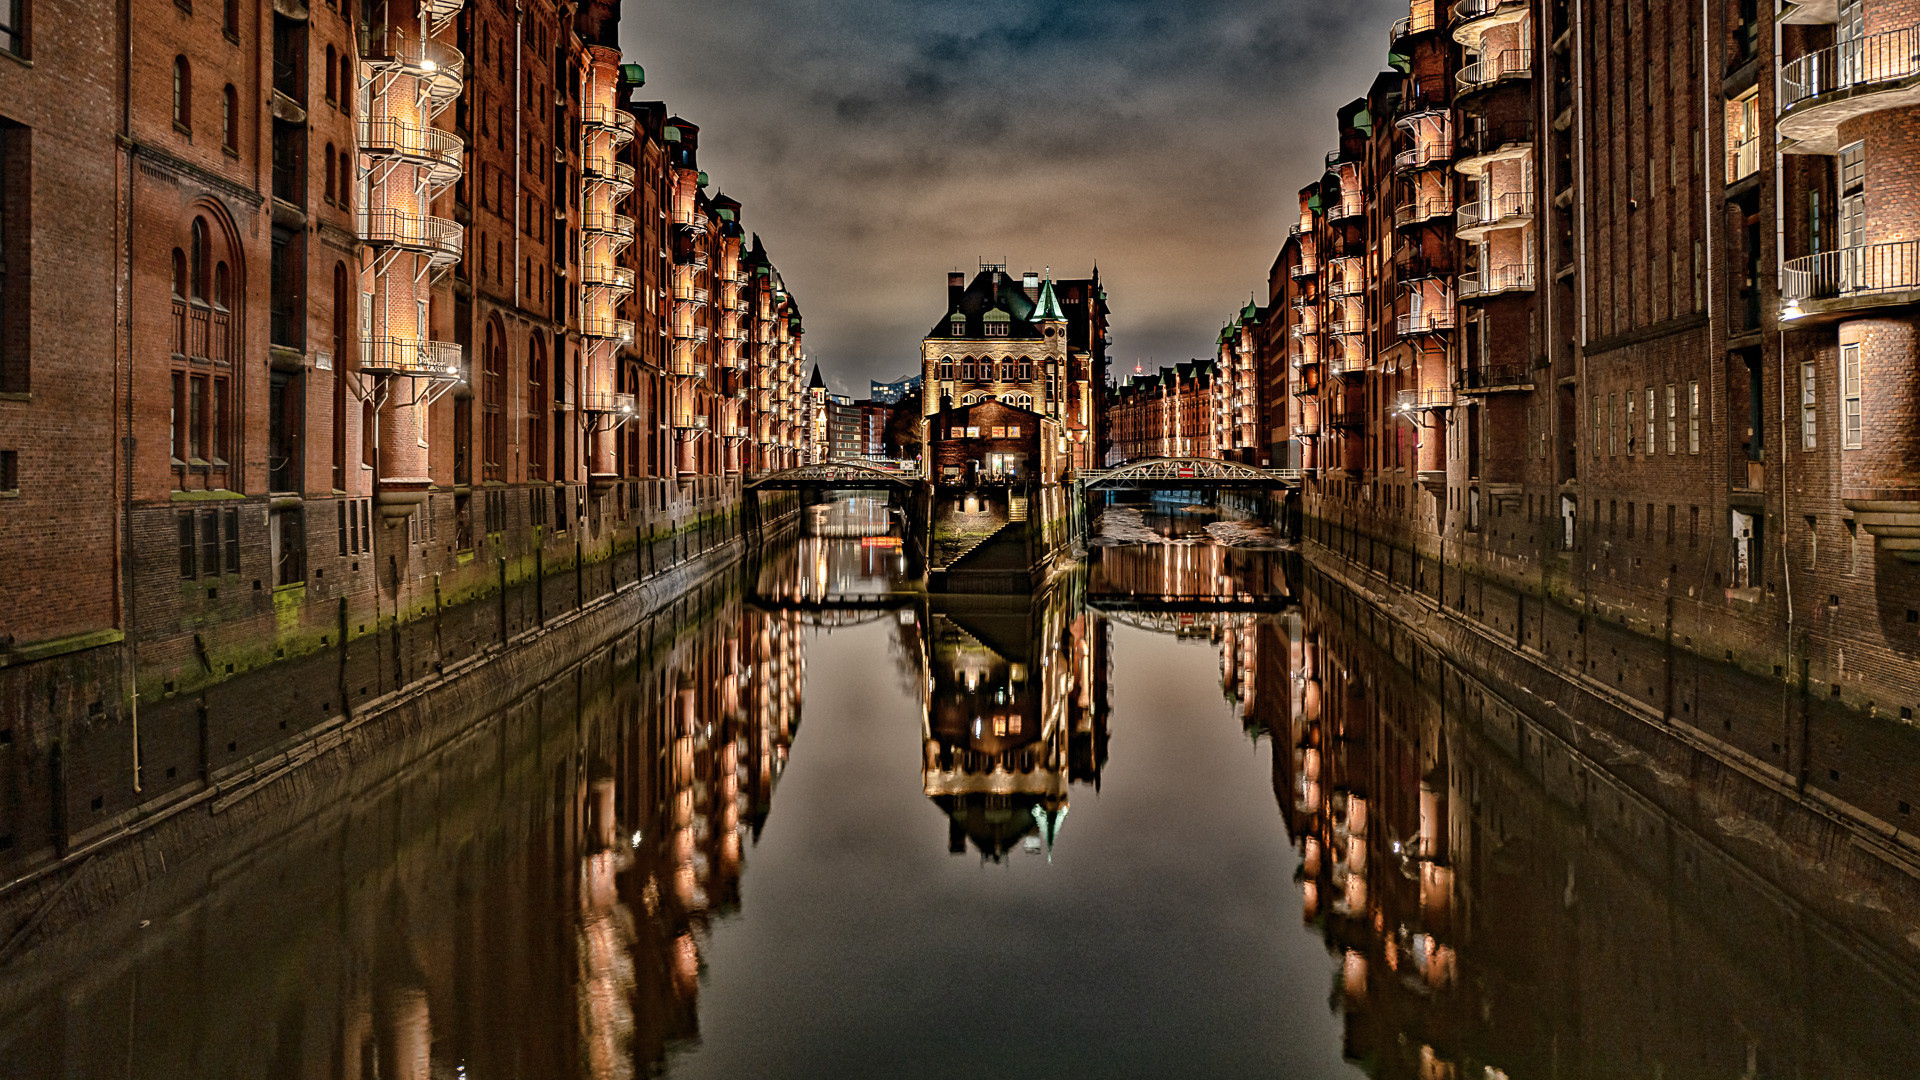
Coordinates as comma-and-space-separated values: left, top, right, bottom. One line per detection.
618, 0, 1402, 398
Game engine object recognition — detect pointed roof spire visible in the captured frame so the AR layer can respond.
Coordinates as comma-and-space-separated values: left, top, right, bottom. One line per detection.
1032, 268, 1066, 321
808, 364, 826, 390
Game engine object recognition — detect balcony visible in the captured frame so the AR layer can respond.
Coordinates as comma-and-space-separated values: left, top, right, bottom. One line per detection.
361, 336, 462, 378
1328, 404, 1369, 429
359, 207, 463, 267
581, 263, 635, 296
1456, 49, 1533, 95
580, 316, 635, 341
359, 28, 464, 111
1453, 119, 1535, 169
1780, 27, 1920, 154
1455, 189, 1534, 236
1396, 308, 1457, 335
1451, 0, 1529, 46
1782, 241, 1920, 313
1395, 196, 1455, 229
583, 390, 637, 415
1291, 246, 1320, 278
674, 326, 712, 344
1395, 245, 1454, 279
1328, 271, 1366, 299
1455, 360, 1534, 392
673, 284, 711, 306
584, 156, 637, 193
1327, 315, 1368, 337
1398, 386, 1456, 411
673, 413, 710, 430
581, 104, 638, 146
1327, 197, 1366, 224
359, 116, 463, 186
1394, 140, 1455, 174
583, 211, 636, 237
1458, 263, 1536, 300
1390, 6, 1441, 45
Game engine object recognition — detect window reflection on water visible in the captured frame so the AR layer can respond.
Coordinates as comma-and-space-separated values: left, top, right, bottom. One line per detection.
4, 500, 1920, 1078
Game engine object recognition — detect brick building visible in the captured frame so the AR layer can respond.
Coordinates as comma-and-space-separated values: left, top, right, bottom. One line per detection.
1105, 360, 1220, 462
919, 263, 1111, 474
0, 0, 811, 876
1221, 0, 1920, 834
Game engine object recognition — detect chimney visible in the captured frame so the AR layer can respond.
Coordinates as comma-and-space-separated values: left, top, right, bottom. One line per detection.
948, 272, 965, 308
1022, 271, 1040, 302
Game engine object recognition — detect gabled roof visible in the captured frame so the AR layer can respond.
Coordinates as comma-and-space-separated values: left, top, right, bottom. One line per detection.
926, 268, 1043, 340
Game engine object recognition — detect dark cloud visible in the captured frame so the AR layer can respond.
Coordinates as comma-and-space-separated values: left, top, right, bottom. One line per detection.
621, 0, 1401, 396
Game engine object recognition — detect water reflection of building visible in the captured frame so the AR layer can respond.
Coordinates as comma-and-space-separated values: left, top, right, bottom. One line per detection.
921, 581, 1109, 859
1268, 573, 1920, 1079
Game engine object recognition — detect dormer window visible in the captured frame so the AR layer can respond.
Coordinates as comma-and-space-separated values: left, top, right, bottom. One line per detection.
950, 318, 965, 336
984, 321, 1009, 337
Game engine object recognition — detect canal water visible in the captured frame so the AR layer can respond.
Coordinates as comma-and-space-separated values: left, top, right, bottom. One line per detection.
5, 498, 1920, 1077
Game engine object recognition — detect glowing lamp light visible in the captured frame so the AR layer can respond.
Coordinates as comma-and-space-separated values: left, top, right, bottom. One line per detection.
1781, 300, 1804, 321
419, 58, 438, 73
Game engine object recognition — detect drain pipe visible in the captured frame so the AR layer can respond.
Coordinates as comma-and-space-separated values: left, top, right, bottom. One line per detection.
1773, 3, 1800, 783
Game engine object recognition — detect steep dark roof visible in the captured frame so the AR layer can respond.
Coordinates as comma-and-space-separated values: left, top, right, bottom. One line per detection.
808, 365, 827, 390
926, 268, 1043, 341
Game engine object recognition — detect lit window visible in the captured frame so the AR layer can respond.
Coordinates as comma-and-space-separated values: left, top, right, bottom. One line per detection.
1840, 342, 1862, 449
1802, 361, 1817, 449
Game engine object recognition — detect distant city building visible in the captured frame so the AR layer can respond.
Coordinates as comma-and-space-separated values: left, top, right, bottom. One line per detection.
806, 365, 830, 463
920, 263, 1111, 477
1105, 362, 1220, 463
870, 374, 922, 405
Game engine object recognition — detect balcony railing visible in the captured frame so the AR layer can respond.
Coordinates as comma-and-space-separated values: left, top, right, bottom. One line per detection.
583, 211, 635, 237
1457, 49, 1533, 92
584, 156, 637, 191
1396, 196, 1456, 228
1327, 197, 1366, 223
1390, 6, 1440, 43
359, 207, 463, 266
581, 104, 638, 144
583, 390, 637, 415
1395, 246, 1453, 278
1458, 263, 1536, 299
1729, 137, 1761, 182
359, 116, 463, 184
673, 284, 710, 305
1456, 189, 1535, 232
1454, 121, 1536, 163
1782, 241, 1920, 302
581, 263, 635, 294
1396, 308, 1457, 335
1329, 404, 1369, 429
359, 27, 464, 110
674, 326, 712, 344
673, 413, 710, 430
1394, 141, 1455, 173
361, 336, 462, 378
580, 316, 635, 341
1397, 387, 1456, 411
1456, 360, 1534, 391
1327, 316, 1368, 337
1782, 26, 1920, 111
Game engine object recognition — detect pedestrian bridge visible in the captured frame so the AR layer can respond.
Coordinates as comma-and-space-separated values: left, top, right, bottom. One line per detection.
745, 461, 919, 492
1079, 458, 1303, 491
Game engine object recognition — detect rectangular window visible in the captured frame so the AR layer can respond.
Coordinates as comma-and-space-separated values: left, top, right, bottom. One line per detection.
178, 511, 196, 578
1690, 505, 1700, 549
1802, 361, 1818, 449
1608, 394, 1618, 456
1688, 380, 1702, 453
272, 507, 305, 586
1625, 393, 1636, 456
224, 507, 240, 573
200, 509, 220, 576
1627, 501, 1636, 538
1845, 517, 1859, 573
1665, 384, 1677, 453
189, 374, 208, 460
171, 371, 188, 461
338, 499, 350, 555
1726, 88, 1760, 182
1666, 504, 1676, 545
1645, 387, 1655, 454
1840, 342, 1863, 448
1592, 394, 1602, 459
0, 447, 13, 493
1805, 515, 1819, 569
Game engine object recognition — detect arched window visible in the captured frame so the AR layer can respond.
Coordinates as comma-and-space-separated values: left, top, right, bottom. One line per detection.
171, 249, 187, 298
338, 150, 351, 206
324, 143, 336, 201
528, 335, 548, 477
223, 86, 238, 151
339, 54, 353, 112
332, 263, 349, 489
189, 218, 209, 301
172, 57, 191, 130
325, 45, 337, 102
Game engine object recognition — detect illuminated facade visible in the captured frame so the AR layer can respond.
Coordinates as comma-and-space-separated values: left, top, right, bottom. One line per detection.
920, 264, 1112, 475
1106, 360, 1220, 462
1226, 0, 1920, 823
